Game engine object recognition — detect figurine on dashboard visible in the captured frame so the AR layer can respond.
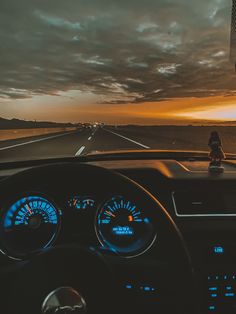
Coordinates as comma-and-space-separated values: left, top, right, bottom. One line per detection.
208, 131, 226, 173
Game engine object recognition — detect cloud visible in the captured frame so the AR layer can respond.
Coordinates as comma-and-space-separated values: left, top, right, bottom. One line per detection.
157, 63, 182, 75
0, 0, 234, 105
35, 11, 82, 30
212, 50, 226, 57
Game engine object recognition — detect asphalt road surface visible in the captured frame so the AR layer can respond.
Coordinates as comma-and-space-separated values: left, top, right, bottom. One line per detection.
0, 127, 152, 162
1, 125, 235, 162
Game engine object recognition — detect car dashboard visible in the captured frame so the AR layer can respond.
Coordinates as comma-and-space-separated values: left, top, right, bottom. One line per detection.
1, 156, 236, 314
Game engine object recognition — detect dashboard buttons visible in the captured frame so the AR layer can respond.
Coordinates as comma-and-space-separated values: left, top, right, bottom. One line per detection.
213, 246, 224, 255
206, 274, 236, 313
125, 282, 157, 294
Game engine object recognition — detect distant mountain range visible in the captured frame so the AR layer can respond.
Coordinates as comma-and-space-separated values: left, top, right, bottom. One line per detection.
0, 117, 74, 130
1, 117, 236, 129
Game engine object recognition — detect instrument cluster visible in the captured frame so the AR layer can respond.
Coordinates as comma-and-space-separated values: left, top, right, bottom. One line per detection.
0, 193, 156, 260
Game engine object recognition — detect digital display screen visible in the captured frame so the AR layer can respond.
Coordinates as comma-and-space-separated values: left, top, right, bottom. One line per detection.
112, 226, 134, 236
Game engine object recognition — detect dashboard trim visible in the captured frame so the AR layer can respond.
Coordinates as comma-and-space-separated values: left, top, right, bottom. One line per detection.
172, 191, 236, 217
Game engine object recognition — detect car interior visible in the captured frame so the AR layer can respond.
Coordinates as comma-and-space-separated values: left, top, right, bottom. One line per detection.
0, 151, 236, 314
1, 0, 236, 314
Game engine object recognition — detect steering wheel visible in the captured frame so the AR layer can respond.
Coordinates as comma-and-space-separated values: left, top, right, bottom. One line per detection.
0, 163, 194, 314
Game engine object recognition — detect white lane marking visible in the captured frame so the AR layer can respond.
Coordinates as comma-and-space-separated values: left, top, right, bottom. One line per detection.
0, 131, 76, 151
88, 136, 92, 141
104, 129, 150, 149
75, 145, 86, 156
91, 127, 98, 136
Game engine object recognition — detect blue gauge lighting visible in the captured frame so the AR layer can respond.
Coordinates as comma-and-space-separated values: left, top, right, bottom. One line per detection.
4, 196, 58, 228
96, 196, 155, 256
1, 195, 60, 257
112, 226, 134, 236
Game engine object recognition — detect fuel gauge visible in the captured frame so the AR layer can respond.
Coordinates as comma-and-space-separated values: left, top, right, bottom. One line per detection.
68, 196, 95, 211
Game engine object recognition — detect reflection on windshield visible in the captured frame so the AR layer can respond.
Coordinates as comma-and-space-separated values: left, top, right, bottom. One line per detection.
0, 0, 236, 162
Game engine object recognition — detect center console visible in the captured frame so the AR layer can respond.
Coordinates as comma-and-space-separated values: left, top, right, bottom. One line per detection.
179, 220, 236, 314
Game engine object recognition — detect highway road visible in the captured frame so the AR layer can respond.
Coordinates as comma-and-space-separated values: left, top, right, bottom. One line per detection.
2, 125, 235, 162
0, 127, 152, 162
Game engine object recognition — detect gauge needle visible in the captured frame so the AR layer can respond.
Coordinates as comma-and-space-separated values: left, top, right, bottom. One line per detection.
105, 211, 116, 218
25, 204, 33, 215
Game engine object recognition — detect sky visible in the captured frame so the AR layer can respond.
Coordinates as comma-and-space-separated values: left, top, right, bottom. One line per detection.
0, 0, 236, 124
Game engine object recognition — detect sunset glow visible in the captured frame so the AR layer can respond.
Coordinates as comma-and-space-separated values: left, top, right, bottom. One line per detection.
2, 94, 236, 125
179, 104, 236, 121
0, 0, 235, 125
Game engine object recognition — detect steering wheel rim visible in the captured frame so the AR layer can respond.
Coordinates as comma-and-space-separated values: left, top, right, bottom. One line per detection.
0, 162, 195, 314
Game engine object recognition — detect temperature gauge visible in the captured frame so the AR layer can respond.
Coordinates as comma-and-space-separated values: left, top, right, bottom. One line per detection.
68, 196, 95, 211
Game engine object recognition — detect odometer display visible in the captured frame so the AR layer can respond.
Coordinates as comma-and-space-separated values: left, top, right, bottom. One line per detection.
96, 196, 155, 257
1, 196, 60, 258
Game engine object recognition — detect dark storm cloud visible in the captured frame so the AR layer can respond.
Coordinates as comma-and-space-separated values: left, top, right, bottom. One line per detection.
0, 0, 234, 103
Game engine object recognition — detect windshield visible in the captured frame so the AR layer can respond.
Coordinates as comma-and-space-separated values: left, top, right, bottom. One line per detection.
1, 0, 236, 162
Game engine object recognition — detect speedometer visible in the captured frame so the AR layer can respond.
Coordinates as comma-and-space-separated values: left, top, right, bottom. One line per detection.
0, 195, 61, 258
96, 196, 156, 257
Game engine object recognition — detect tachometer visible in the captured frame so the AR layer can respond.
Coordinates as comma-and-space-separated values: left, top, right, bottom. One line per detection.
0, 195, 61, 258
96, 196, 156, 257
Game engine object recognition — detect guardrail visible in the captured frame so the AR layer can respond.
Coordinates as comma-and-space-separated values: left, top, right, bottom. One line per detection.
0, 127, 77, 141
